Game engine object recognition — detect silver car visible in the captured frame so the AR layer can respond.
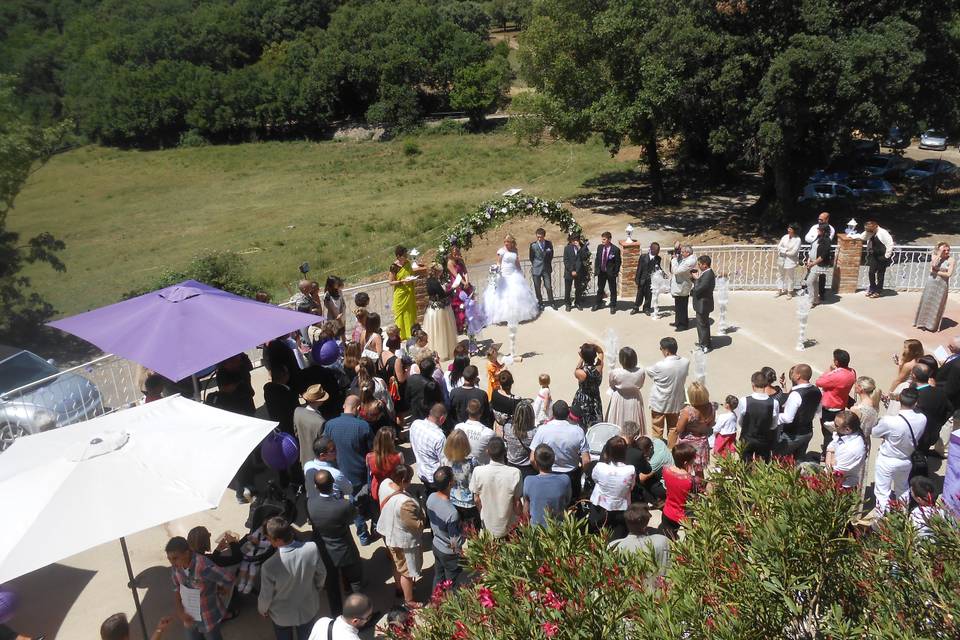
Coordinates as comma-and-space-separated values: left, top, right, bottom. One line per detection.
0, 345, 104, 451
919, 129, 948, 150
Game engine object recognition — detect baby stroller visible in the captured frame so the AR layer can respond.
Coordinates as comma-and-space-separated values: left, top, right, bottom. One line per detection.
234, 480, 298, 594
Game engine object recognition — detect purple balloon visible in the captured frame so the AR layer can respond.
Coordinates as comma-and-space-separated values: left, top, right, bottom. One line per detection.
312, 339, 340, 366
261, 431, 299, 470
0, 589, 18, 624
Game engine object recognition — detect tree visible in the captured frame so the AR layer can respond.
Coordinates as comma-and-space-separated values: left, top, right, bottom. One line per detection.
0, 76, 68, 343
450, 55, 511, 127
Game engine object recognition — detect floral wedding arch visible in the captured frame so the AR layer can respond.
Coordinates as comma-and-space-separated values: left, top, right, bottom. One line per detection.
434, 194, 583, 269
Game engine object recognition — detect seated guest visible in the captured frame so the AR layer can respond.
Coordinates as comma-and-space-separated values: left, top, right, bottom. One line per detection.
607, 503, 671, 580
523, 444, 572, 526
629, 435, 668, 506
660, 442, 699, 541
589, 436, 636, 541
528, 401, 590, 503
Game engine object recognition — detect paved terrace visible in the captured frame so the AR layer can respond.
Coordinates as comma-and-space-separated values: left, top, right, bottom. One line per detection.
5, 290, 959, 639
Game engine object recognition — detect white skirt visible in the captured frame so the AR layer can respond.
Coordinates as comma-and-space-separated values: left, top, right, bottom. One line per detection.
482, 272, 540, 325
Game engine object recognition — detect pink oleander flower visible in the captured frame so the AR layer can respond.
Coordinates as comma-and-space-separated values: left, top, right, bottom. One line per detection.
542, 622, 559, 637
543, 589, 566, 611
477, 586, 496, 609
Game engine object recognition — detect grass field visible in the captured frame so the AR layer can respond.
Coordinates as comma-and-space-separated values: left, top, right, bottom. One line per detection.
10, 129, 626, 317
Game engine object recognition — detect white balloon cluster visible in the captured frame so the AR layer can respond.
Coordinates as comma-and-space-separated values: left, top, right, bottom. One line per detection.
716, 276, 730, 333
795, 292, 813, 351
650, 269, 671, 318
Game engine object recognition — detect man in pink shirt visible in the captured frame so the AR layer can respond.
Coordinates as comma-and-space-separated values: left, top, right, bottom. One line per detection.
815, 349, 856, 459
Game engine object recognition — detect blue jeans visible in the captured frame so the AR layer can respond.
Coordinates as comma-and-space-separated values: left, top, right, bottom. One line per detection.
185, 623, 223, 640
351, 481, 370, 541
273, 621, 314, 640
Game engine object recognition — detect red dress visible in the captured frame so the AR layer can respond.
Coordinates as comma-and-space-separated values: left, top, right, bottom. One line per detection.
366, 452, 403, 502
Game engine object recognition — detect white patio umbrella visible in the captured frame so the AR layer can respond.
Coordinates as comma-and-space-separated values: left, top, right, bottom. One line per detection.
0, 396, 276, 638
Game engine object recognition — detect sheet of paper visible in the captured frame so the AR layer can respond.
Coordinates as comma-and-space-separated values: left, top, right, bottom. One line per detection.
180, 584, 202, 622
934, 345, 950, 364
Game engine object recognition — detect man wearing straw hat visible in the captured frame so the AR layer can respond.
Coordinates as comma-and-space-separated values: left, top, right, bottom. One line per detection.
294, 385, 329, 467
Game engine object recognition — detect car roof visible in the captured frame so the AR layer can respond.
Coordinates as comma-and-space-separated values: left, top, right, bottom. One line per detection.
0, 344, 26, 363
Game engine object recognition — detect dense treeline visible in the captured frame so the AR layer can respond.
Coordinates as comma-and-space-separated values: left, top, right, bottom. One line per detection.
0, 0, 527, 147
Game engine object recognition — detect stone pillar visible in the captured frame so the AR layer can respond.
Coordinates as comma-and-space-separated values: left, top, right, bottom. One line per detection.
833, 233, 862, 294
619, 240, 641, 301
412, 264, 430, 323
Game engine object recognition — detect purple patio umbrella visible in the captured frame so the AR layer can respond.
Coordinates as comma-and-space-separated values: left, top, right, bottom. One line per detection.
48, 280, 318, 382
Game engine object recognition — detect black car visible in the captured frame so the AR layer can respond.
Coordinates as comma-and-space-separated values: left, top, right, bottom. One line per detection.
882, 126, 910, 150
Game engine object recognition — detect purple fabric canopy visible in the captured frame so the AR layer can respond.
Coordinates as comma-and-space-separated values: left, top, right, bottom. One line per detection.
48, 280, 317, 381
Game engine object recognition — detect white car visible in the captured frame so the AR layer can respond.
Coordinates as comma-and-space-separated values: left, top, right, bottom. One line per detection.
919, 129, 948, 151
797, 182, 858, 203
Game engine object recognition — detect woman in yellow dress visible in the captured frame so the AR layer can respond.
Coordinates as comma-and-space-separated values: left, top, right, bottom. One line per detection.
388, 245, 418, 340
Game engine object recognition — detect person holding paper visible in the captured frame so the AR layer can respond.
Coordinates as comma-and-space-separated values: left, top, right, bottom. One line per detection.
388, 245, 418, 340
167, 536, 235, 640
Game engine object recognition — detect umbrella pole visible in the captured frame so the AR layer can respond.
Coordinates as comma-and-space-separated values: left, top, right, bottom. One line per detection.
120, 536, 150, 640
192, 374, 200, 401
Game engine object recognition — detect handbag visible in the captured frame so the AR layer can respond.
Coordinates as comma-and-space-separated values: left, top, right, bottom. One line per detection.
901, 415, 928, 478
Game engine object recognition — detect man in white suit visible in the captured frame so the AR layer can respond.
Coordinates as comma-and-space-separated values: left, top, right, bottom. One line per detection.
645, 337, 690, 446
670, 243, 698, 330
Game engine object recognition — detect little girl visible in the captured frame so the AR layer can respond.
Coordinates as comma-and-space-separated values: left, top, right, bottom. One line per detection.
486, 344, 504, 400
711, 395, 739, 456
532, 373, 553, 425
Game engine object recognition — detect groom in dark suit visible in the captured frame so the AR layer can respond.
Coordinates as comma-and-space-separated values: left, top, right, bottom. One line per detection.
562, 233, 586, 310
592, 231, 622, 314
691, 255, 716, 352
529, 227, 555, 309
631, 242, 662, 315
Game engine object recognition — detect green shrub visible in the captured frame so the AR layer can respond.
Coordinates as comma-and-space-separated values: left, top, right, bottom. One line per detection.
178, 129, 208, 148
402, 140, 422, 156
124, 251, 266, 299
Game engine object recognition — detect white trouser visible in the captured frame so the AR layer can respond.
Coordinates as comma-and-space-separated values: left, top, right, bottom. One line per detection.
873, 454, 911, 513
805, 266, 830, 303
777, 265, 797, 292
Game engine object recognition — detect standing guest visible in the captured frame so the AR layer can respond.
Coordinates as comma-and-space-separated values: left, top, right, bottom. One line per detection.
443, 429, 482, 529
376, 465, 426, 610
529, 227, 555, 309
775, 364, 822, 459
605, 346, 646, 431
872, 387, 927, 513
448, 365, 493, 427
446, 244, 473, 334
304, 436, 352, 500
775, 223, 802, 297
533, 373, 553, 425
410, 403, 449, 488
573, 343, 605, 428
359, 313, 383, 360
804, 223, 833, 306
631, 242, 662, 315
388, 246, 418, 340
405, 357, 437, 421
825, 411, 866, 489
423, 265, 458, 360
485, 345, 504, 400
166, 535, 235, 640
366, 427, 403, 504
562, 233, 587, 311
258, 517, 326, 640
323, 276, 345, 326
444, 353, 470, 400
470, 437, 523, 538
308, 593, 374, 640
491, 369, 521, 426
589, 436, 636, 540
454, 399, 495, 465
351, 308, 368, 346
804, 211, 836, 242
859, 221, 895, 298
100, 612, 171, 640
673, 382, 715, 476
737, 371, 780, 463
293, 280, 321, 314
529, 401, 591, 502
294, 385, 328, 467
307, 471, 364, 617
815, 349, 857, 459
889, 338, 924, 393
761, 366, 788, 406
207, 368, 258, 503
935, 337, 960, 409
851, 376, 881, 437
607, 504, 671, 579
142, 373, 167, 403
263, 365, 301, 436
323, 396, 376, 545
660, 442, 698, 541
523, 444, 572, 526
669, 243, 697, 330
592, 231, 622, 314
690, 255, 716, 352
712, 396, 739, 457
645, 337, 690, 444
913, 364, 952, 458
914, 242, 955, 331
501, 400, 538, 479
426, 466, 464, 589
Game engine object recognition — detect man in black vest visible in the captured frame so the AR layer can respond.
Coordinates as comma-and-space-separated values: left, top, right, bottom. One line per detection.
775, 364, 822, 460
913, 363, 953, 458
631, 242, 662, 315
737, 371, 780, 462
862, 220, 894, 298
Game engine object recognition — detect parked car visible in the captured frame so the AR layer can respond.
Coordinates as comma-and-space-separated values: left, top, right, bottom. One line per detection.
798, 182, 859, 203
882, 126, 910, 149
862, 154, 914, 180
807, 170, 850, 184
0, 345, 104, 451
851, 138, 880, 159
849, 177, 896, 198
918, 129, 948, 151
904, 159, 958, 183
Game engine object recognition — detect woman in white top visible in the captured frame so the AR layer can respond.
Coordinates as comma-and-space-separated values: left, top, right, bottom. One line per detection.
589, 436, 636, 541
775, 223, 802, 297
825, 411, 867, 489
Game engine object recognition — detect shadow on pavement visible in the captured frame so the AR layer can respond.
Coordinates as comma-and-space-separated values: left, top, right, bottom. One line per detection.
6, 563, 97, 638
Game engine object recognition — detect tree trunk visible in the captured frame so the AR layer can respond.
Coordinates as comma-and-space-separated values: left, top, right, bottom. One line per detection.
644, 122, 664, 204
772, 157, 798, 218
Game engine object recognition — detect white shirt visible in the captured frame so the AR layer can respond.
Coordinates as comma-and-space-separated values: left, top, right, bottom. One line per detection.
827, 432, 866, 487
712, 411, 738, 436
736, 392, 780, 424
911, 505, 945, 539
590, 462, 636, 511
778, 382, 821, 425
309, 616, 360, 640
864, 227, 895, 259
872, 410, 927, 460
804, 223, 836, 243
776, 234, 802, 268
455, 420, 495, 464
409, 418, 446, 481
645, 355, 690, 414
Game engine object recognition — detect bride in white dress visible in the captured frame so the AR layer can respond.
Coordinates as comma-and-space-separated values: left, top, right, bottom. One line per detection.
483, 234, 541, 355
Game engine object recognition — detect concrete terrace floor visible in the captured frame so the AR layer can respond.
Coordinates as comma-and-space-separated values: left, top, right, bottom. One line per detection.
5, 290, 959, 639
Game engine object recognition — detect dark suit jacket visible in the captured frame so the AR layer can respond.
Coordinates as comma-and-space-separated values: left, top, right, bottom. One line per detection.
563, 243, 583, 278
307, 494, 361, 567
448, 385, 493, 428
917, 384, 953, 445
529, 240, 554, 275
635, 253, 662, 285
262, 382, 301, 435
691, 268, 716, 314
593, 243, 621, 278
935, 356, 960, 408
405, 373, 432, 420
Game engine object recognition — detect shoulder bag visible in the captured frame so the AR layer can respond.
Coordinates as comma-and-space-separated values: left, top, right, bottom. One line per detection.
901, 415, 928, 478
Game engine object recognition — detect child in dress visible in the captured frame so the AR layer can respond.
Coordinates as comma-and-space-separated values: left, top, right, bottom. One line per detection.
486, 344, 504, 400
711, 395, 739, 456
532, 374, 553, 425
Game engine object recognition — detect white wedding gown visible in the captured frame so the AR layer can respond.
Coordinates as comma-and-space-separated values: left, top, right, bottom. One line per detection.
482, 248, 540, 325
